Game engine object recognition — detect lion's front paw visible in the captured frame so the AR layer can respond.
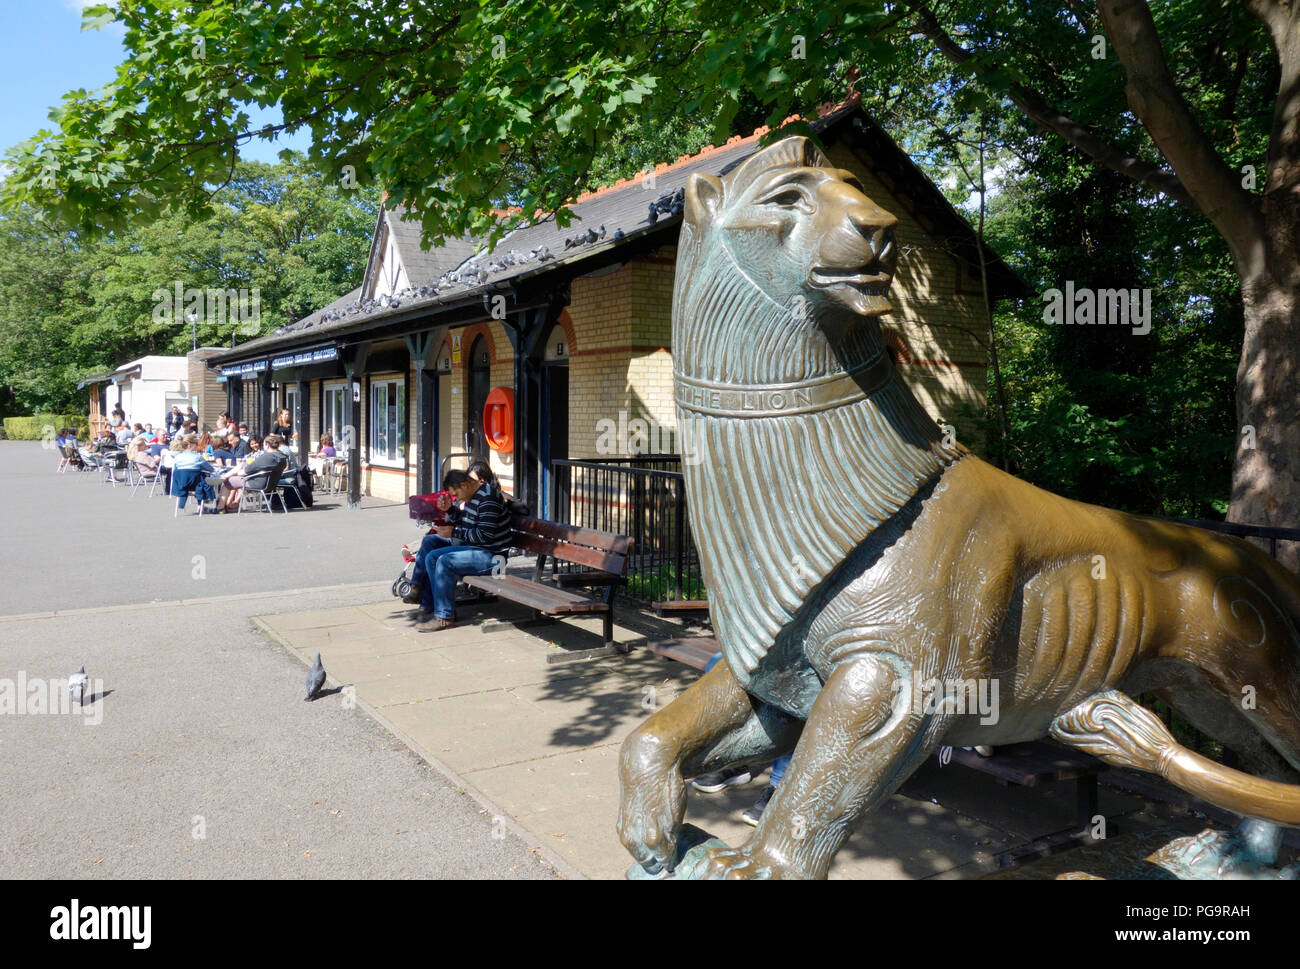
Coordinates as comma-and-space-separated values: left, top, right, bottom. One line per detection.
673, 841, 800, 880
617, 743, 688, 875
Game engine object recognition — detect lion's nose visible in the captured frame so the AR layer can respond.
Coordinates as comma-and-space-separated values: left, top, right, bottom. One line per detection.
825, 179, 898, 264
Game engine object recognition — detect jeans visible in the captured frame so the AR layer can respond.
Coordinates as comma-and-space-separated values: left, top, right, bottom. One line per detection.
410, 532, 452, 589
421, 545, 500, 619
704, 651, 791, 787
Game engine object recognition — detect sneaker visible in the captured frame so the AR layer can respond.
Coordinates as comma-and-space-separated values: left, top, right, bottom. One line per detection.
401, 584, 423, 604
741, 785, 776, 826
690, 766, 754, 793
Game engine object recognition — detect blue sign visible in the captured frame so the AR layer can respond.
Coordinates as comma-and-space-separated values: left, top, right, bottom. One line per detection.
270, 345, 340, 369
224, 359, 268, 376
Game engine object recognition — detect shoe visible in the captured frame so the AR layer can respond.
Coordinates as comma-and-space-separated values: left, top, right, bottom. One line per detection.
410, 609, 435, 621
401, 584, 423, 604
741, 785, 776, 826
690, 766, 754, 793
417, 618, 455, 632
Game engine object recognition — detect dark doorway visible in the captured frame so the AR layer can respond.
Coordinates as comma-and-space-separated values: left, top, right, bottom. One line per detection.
539, 361, 568, 518
467, 336, 490, 458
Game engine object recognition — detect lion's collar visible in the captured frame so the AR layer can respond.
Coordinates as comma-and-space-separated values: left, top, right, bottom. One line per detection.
674, 352, 893, 419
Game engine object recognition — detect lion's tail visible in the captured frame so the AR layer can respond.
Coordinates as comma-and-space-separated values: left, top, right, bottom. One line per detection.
1051, 691, 1300, 826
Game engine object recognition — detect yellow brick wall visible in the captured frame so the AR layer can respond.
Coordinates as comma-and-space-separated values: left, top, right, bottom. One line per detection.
824, 142, 989, 449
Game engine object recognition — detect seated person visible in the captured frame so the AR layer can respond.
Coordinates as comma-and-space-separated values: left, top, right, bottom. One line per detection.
170, 440, 216, 508
414, 470, 512, 631
308, 433, 336, 479
406, 461, 499, 605
125, 436, 150, 463
217, 434, 286, 512
212, 429, 239, 465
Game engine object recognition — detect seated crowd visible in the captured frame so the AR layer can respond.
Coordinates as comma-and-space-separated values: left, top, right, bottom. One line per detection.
57, 408, 341, 513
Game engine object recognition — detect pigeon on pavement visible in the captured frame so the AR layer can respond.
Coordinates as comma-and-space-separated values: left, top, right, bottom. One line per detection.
69, 666, 88, 703
305, 653, 327, 701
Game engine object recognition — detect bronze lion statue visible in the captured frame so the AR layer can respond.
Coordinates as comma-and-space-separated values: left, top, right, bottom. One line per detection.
617, 135, 1300, 879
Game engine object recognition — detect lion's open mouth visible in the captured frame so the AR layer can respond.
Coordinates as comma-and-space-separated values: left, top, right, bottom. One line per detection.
808, 268, 893, 294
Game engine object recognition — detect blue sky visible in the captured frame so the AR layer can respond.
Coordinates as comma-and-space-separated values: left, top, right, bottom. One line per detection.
0, 0, 306, 162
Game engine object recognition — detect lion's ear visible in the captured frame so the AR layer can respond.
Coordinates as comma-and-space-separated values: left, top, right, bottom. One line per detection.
684, 173, 723, 225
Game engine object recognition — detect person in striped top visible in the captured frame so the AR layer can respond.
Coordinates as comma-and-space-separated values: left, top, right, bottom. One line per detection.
415, 469, 511, 631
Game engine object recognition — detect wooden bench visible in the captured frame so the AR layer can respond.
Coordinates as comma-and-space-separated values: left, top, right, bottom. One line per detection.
462, 516, 633, 655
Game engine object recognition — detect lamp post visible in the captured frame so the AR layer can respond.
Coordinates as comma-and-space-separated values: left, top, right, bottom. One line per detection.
186, 310, 198, 351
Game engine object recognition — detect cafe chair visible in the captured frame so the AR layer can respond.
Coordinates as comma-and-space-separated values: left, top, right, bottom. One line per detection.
239, 470, 288, 514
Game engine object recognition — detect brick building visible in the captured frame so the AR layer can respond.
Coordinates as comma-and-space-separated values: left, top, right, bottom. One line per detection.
208, 104, 1023, 509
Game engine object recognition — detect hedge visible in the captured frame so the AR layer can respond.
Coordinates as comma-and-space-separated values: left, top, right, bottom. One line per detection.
3, 414, 91, 440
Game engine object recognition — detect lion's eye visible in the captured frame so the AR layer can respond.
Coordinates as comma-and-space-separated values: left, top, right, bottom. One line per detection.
760, 188, 810, 211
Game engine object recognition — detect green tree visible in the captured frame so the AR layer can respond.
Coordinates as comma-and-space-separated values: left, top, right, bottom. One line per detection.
3, 1, 1296, 559
0, 154, 378, 413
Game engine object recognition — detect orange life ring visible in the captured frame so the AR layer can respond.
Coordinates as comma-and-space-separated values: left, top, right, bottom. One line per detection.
484, 387, 514, 452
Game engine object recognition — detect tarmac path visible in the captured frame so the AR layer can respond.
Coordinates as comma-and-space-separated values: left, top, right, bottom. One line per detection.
0, 442, 558, 879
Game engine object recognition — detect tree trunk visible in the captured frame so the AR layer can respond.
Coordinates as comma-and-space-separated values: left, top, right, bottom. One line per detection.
1231, 275, 1300, 571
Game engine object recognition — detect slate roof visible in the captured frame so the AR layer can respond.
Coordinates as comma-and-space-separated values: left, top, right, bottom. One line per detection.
211, 103, 1026, 366
380, 205, 479, 286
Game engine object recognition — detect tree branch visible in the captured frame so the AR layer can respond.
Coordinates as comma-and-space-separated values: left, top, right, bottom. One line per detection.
902, 0, 1198, 210
1097, 0, 1264, 271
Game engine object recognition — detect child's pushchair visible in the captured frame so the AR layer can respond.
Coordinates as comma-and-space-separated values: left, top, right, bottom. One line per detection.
391, 491, 496, 604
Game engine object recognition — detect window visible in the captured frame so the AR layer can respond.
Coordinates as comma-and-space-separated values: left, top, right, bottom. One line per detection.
284, 386, 299, 430
370, 376, 406, 465
323, 383, 348, 453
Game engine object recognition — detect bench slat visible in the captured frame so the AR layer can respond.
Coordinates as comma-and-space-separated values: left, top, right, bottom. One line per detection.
646, 637, 720, 671
513, 533, 628, 574
463, 575, 610, 614
513, 517, 634, 556
651, 599, 710, 614
549, 571, 621, 587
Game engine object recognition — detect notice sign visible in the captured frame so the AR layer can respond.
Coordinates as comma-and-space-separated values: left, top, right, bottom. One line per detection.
451, 333, 461, 365
270, 345, 339, 369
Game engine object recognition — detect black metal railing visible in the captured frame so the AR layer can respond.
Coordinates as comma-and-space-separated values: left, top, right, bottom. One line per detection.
549, 456, 704, 602
1175, 518, 1300, 559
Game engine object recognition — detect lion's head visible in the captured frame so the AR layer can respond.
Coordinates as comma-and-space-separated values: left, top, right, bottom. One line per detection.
688, 135, 897, 317
673, 136, 899, 385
